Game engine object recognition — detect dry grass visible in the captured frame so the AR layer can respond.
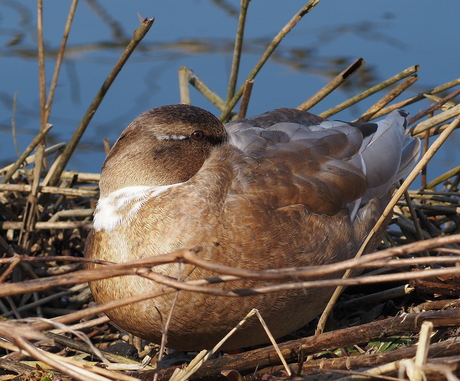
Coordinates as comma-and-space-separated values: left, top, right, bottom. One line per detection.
1, 1, 460, 380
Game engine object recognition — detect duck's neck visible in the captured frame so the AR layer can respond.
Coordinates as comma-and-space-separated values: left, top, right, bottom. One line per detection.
99, 146, 206, 197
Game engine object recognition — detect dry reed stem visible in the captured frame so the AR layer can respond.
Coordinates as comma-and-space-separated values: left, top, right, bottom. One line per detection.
319, 65, 419, 119
45, 331, 146, 366
156, 290, 179, 379
425, 165, 460, 189
11, 92, 20, 157
412, 321, 433, 381
0, 124, 52, 184
0, 322, 146, 378
356, 74, 418, 122
18, 143, 45, 247
408, 86, 460, 125
421, 127, 430, 187
0, 256, 21, 284
170, 309, 258, 381
414, 123, 454, 139
371, 78, 460, 120
237, 79, 254, 118
403, 188, 427, 249
37, 0, 46, 133
2, 290, 71, 318
0, 140, 64, 175
141, 264, 460, 298
297, 57, 365, 111
179, 66, 229, 112
178, 66, 191, 104
49, 315, 110, 334
431, 77, 460, 93
0, 255, 101, 265
1, 221, 93, 230
47, 17, 155, 186
60, 171, 100, 182
410, 103, 460, 135
253, 308, 292, 376
10, 264, 458, 343
226, 0, 250, 102
220, 0, 323, 122
424, 93, 458, 108
0, 183, 98, 197
44, 0, 79, 126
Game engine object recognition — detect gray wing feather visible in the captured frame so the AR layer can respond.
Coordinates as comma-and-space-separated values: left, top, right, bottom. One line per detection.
225, 108, 420, 221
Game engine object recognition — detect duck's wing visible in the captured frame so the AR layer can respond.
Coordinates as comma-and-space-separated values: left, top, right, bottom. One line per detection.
223, 109, 420, 219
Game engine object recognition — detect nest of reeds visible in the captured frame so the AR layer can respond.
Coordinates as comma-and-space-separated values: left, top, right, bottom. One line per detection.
1, 1, 460, 380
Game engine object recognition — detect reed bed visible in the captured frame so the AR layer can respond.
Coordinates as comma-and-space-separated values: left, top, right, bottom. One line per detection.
1, 1, 460, 380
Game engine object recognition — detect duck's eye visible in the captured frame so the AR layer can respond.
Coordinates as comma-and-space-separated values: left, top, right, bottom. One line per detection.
191, 130, 205, 141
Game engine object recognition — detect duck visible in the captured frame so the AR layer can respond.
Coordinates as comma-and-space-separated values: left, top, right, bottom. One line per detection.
85, 104, 420, 351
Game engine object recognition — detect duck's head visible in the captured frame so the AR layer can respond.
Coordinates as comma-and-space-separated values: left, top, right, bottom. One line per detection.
99, 104, 227, 196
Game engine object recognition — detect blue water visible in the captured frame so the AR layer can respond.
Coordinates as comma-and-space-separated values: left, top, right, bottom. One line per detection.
0, 0, 458, 182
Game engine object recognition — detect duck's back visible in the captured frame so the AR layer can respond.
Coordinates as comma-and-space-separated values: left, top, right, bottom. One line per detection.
86, 106, 419, 350
225, 109, 419, 218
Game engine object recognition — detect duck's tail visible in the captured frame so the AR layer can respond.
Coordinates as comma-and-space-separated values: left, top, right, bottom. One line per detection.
350, 110, 420, 204
347, 110, 420, 221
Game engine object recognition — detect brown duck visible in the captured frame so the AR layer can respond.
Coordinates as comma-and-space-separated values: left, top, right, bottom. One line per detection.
85, 104, 420, 350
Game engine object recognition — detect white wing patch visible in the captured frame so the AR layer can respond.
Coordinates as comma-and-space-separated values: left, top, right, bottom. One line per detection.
93, 184, 182, 232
